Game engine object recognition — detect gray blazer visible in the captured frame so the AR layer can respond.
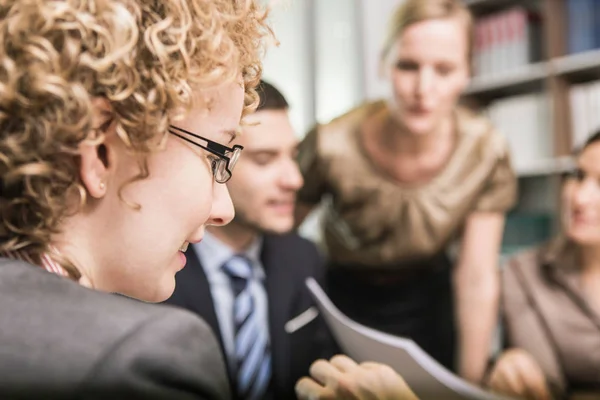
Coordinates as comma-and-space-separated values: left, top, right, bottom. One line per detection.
0, 258, 231, 399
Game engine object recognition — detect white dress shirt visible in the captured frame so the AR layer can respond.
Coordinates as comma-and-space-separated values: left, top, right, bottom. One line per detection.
195, 232, 270, 373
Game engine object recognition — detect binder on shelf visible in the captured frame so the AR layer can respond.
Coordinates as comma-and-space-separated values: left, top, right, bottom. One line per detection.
569, 80, 600, 150
567, 0, 597, 55
473, 7, 543, 78
485, 92, 552, 172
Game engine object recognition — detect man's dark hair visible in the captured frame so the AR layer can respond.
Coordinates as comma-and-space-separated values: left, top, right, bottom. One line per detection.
584, 130, 600, 149
256, 80, 289, 112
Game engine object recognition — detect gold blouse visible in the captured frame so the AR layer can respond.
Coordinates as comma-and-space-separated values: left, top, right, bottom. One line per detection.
502, 238, 600, 397
297, 101, 517, 268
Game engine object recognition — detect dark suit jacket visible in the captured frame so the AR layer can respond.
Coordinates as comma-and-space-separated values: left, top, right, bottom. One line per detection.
0, 258, 230, 400
165, 233, 337, 400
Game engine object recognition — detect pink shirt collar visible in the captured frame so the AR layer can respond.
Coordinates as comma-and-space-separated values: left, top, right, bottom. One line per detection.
2, 248, 69, 277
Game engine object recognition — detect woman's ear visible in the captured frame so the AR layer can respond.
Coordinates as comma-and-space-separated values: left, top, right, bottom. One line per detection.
79, 97, 114, 199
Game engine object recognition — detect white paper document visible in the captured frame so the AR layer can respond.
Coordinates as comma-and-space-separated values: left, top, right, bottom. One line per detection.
306, 278, 514, 400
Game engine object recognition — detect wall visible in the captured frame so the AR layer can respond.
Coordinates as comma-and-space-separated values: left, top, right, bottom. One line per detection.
314, 0, 364, 124
261, 0, 315, 136
358, 0, 405, 101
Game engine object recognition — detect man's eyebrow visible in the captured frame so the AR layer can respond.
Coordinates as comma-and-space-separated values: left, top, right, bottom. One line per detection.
222, 129, 238, 144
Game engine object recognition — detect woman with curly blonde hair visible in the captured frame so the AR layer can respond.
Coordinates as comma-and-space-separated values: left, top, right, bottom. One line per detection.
0, 0, 269, 398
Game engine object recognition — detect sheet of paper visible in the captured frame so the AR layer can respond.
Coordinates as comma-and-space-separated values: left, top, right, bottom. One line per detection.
306, 277, 513, 400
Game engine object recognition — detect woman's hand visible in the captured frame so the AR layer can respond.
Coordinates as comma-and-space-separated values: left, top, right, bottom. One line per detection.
486, 349, 552, 400
295, 355, 419, 400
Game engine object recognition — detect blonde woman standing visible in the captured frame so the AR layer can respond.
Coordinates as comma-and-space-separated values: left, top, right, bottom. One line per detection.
296, 0, 516, 384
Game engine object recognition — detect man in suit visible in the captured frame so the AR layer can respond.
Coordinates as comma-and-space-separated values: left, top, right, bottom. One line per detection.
165, 81, 336, 400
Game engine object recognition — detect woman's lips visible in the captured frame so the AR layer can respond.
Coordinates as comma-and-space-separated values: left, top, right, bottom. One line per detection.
408, 106, 431, 115
267, 200, 295, 214
178, 251, 187, 269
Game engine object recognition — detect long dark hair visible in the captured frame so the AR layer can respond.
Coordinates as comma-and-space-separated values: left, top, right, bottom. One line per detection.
562, 130, 600, 182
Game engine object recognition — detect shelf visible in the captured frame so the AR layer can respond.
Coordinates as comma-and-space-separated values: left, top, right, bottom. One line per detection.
463, 50, 600, 99
515, 156, 574, 178
464, 0, 537, 15
551, 48, 600, 83
464, 62, 548, 98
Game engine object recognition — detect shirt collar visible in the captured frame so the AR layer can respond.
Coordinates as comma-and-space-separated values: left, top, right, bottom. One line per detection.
1, 247, 70, 277
540, 236, 600, 324
196, 232, 265, 279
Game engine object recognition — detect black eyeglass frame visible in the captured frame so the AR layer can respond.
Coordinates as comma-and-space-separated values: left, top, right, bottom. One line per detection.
168, 125, 243, 184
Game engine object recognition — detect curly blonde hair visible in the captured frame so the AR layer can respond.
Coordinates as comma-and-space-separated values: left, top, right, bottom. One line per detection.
0, 0, 270, 278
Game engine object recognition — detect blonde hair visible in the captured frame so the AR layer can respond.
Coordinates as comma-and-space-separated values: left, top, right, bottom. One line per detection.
0, 0, 270, 278
380, 0, 473, 63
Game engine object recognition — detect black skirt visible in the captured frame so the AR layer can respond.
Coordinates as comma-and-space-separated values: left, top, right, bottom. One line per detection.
326, 253, 456, 371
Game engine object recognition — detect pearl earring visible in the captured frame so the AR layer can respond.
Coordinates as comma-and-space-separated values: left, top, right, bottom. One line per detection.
99, 182, 106, 190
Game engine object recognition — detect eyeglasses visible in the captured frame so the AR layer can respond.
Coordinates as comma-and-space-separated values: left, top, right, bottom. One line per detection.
168, 125, 243, 183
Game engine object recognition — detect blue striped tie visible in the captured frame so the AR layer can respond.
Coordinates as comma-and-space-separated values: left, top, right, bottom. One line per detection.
223, 255, 271, 400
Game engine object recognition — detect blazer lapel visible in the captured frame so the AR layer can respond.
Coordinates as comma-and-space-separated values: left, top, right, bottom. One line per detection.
261, 236, 294, 393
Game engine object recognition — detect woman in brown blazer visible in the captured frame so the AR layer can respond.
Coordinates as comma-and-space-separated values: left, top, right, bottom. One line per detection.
487, 131, 600, 400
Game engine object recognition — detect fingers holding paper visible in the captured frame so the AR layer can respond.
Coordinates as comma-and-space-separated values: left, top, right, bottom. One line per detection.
295, 355, 420, 400
486, 349, 551, 400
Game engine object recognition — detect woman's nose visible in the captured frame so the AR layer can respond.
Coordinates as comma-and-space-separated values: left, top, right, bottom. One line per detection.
416, 67, 434, 97
208, 182, 235, 226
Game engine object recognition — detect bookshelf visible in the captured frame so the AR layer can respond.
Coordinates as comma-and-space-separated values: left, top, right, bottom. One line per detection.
462, 0, 600, 252
552, 48, 600, 81
464, 61, 548, 98
464, 0, 600, 155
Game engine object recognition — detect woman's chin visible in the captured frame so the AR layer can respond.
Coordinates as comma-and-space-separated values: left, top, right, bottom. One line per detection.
567, 229, 600, 247
404, 121, 435, 136
128, 277, 176, 303
152, 278, 176, 303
